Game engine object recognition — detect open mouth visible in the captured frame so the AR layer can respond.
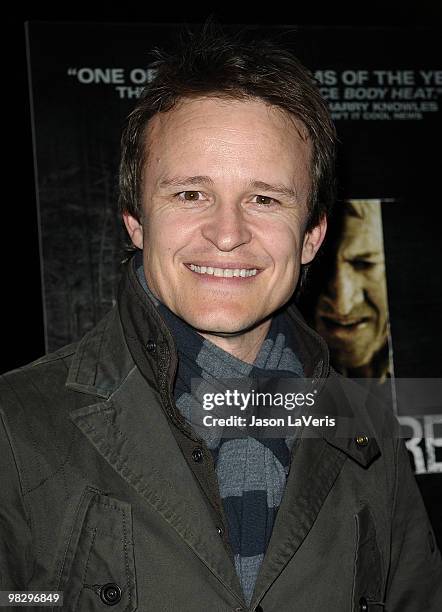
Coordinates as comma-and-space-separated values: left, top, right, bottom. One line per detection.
185, 263, 261, 278
320, 315, 371, 330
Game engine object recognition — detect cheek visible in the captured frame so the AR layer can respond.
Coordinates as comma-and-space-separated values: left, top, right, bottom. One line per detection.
366, 268, 388, 309
372, 287, 389, 316
364, 281, 388, 321
144, 212, 192, 258
263, 222, 302, 265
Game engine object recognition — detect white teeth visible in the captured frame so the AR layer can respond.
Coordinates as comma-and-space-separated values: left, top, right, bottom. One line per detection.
188, 265, 258, 278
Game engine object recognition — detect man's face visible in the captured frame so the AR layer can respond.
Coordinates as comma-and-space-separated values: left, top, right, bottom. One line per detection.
124, 96, 325, 337
314, 201, 388, 370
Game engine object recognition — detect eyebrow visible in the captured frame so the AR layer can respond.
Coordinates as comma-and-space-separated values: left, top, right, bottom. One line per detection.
158, 175, 300, 200
159, 175, 214, 188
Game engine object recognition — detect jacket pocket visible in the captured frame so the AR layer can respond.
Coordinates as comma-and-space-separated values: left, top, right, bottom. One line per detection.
54, 486, 137, 612
352, 505, 384, 611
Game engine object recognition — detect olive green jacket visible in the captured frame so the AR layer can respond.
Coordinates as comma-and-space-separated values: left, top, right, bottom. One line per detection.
1, 261, 441, 611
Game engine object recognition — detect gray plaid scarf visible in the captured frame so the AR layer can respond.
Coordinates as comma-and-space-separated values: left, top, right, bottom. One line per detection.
136, 256, 303, 605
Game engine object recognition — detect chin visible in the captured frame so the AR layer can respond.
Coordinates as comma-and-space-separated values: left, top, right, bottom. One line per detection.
183, 311, 260, 336
334, 351, 371, 370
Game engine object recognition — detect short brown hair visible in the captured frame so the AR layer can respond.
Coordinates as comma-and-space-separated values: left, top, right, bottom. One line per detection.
119, 24, 336, 234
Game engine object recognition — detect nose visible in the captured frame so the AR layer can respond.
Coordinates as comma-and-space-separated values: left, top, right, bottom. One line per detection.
200, 200, 253, 251
325, 264, 364, 316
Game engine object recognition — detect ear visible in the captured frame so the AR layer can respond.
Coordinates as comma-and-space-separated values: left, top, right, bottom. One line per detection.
301, 215, 327, 265
123, 212, 144, 249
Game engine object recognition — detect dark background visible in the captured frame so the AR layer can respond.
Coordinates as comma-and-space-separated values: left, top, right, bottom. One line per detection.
3, 2, 442, 546
4, 2, 442, 373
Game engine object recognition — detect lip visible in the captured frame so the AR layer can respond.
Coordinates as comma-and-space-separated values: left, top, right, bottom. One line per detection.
184, 262, 263, 270
184, 262, 264, 282
319, 314, 372, 331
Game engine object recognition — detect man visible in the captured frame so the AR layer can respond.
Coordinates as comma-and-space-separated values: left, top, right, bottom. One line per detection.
310, 200, 391, 379
1, 27, 441, 611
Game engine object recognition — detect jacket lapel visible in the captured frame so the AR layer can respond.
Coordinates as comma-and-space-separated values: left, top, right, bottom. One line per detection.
250, 436, 347, 607
69, 364, 245, 603
249, 378, 381, 608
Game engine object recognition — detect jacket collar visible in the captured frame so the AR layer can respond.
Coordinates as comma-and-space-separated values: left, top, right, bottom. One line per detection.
66, 256, 381, 467
66, 256, 172, 399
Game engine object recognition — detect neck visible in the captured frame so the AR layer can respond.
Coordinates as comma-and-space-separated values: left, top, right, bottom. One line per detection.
198, 318, 272, 364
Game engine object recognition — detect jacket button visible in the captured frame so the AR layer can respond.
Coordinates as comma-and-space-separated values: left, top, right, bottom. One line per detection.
99, 583, 122, 606
192, 447, 204, 462
217, 526, 224, 537
146, 341, 157, 351
355, 435, 369, 447
359, 596, 368, 611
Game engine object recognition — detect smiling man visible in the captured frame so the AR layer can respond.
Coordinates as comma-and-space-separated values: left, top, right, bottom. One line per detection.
123, 95, 324, 362
1, 26, 441, 612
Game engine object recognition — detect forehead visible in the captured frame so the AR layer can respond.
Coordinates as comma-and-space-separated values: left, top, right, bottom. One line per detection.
144, 96, 312, 180
339, 202, 384, 255
147, 95, 309, 135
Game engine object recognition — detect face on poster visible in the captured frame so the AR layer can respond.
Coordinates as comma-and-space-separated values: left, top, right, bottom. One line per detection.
302, 199, 392, 380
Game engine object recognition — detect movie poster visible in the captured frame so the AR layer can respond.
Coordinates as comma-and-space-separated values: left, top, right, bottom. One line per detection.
26, 23, 442, 539
298, 199, 393, 381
